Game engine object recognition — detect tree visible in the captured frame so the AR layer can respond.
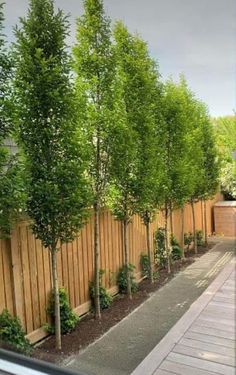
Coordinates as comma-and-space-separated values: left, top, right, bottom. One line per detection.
108, 22, 143, 297
130, 35, 164, 283
187, 103, 219, 248
199, 109, 219, 245
185, 96, 205, 254
14, 0, 88, 349
0, 2, 24, 238
161, 78, 193, 270
213, 115, 236, 200
73, 0, 114, 319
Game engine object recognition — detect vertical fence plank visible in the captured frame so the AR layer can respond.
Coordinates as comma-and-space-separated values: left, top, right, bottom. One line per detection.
0, 240, 6, 312
57, 246, 63, 287
72, 238, 80, 307
20, 225, 33, 334
61, 243, 68, 291
77, 234, 85, 304
10, 227, 25, 329
81, 228, 89, 302
86, 218, 93, 286
35, 238, 46, 326
104, 211, 110, 287
67, 242, 75, 308
2, 240, 14, 314
42, 245, 51, 318
27, 230, 40, 330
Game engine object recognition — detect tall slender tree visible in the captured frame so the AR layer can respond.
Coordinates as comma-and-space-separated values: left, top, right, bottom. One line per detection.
185, 100, 219, 251
161, 77, 193, 271
73, 0, 114, 319
14, 0, 89, 349
109, 22, 144, 297
185, 96, 205, 254
130, 35, 164, 283
199, 107, 219, 245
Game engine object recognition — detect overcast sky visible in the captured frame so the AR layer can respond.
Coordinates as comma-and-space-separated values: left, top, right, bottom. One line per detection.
3, 0, 236, 117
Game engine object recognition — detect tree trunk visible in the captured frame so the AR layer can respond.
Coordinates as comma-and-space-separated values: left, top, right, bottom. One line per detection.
191, 199, 197, 254
51, 246, 61, 350
145, 213, 153, 283
94, 202, 101, 319
204, 199, 208, 247
165, 203, 171, 273
123, 218, 132, 299
181, 206, 185, 259
201, 199, 204, 232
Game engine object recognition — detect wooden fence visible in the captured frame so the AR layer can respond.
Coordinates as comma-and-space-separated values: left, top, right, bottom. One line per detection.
0, 195, 220, 343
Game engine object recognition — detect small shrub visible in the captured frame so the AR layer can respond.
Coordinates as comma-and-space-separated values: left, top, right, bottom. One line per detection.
140, 253, 150, 278
154, 227, 168, 268
0, 309, 32, 355
153, 271, 159, 280
171, 235, 182, 260
89, 269, 112, 310
46, 288, 79, 335
117, 263, 138, 294
184, 232, 193, 251
196, 230, 204, 246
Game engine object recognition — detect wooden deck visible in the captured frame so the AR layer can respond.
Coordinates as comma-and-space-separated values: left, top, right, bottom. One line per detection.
131, 260, 236, 375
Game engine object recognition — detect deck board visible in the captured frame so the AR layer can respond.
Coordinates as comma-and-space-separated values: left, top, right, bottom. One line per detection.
184, 331, 235, 348
167, 352, 235, 375
131, 261, 236, 375
159, 360, 217, 375
178, 337, 235, 357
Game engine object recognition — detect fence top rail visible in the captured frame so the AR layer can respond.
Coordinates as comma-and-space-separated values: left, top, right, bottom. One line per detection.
214, 200, 236, 207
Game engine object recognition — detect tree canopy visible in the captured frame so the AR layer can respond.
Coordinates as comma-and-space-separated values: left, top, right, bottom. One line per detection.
213, 115, 236, 199
13, 0, 89, 349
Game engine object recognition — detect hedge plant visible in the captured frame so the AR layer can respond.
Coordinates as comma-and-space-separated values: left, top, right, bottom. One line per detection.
46, 288, 79, 335
0, 309, 32, 355
117, 264, 138, 294
89, 270, 112, 310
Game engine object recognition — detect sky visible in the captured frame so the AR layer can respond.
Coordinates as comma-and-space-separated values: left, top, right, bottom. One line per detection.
3, 0, 236, 117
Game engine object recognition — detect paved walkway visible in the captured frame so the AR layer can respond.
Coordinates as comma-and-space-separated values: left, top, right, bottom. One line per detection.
131, 259, 235, 375
66, 238, 235, 375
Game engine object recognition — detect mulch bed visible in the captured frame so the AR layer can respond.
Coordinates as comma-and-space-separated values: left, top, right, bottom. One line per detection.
33, 243, 213, 364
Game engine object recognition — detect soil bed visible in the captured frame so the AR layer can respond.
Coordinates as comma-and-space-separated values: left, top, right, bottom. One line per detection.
33, 243, 212, 364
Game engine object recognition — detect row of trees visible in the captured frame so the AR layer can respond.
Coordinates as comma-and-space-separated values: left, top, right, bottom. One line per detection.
213, 116, 236, 199
0, 0, 219, 349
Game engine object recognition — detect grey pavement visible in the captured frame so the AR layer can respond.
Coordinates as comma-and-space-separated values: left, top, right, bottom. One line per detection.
66, 237, 236, 375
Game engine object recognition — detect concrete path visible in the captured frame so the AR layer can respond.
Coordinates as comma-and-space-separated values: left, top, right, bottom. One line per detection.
66, 238, 235, 375
131, 259, 235, 375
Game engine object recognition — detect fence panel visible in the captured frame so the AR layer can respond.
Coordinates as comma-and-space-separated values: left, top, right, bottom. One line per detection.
0, 194, 221, 343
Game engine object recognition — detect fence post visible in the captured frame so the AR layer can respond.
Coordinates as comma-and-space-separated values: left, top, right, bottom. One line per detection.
10, 226, 25, 328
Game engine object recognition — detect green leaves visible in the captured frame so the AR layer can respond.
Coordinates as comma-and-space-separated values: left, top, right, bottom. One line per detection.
213, 115, 236, 199
161, 78, 194, 208
0, 3, 25, 238
0, 153, 26, 238
0, 309, 32, 355
89, 269, 112, 310
14, 0, 89, 249
73, 0, 114, 205
46, 288, 79, 334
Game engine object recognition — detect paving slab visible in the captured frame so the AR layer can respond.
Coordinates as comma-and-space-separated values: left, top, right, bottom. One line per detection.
66, 238, 235, 375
